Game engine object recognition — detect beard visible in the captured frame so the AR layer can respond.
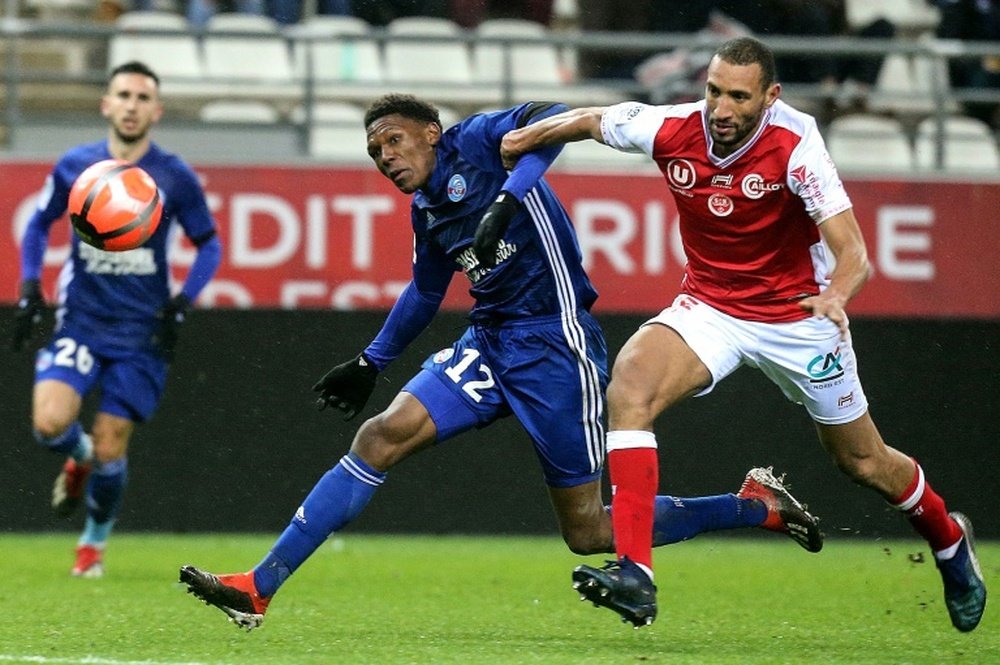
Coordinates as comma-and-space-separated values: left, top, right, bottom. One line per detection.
113, 124, 147, 144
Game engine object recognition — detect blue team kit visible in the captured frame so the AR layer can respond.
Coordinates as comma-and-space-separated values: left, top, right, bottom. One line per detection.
366, 105, 609, 488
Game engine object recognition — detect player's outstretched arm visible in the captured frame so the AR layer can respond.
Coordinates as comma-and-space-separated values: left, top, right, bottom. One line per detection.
500, 106, 607, 169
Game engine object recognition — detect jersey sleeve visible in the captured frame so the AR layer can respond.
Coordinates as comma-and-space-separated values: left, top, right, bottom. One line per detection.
20, 158, 75, 281
600, 102, 662, 155
363, 229, 453, 369
169, 157, 218, 244
786, 120, 853, 224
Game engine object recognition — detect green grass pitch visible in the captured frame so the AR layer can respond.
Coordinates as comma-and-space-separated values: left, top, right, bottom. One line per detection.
0, 533, 995, 664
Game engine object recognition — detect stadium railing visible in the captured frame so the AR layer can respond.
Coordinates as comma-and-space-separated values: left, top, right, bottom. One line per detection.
1, 16, 999, 172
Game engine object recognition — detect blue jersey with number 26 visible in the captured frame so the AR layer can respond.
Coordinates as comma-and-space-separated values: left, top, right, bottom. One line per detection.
26, 140, 216, 351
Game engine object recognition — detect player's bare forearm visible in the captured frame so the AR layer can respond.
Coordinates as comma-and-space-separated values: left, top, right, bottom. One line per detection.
501, 107, 606, 169
799, 209, 872, 337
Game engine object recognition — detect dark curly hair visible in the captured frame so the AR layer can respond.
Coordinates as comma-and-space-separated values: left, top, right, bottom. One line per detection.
364, 94, 441, 128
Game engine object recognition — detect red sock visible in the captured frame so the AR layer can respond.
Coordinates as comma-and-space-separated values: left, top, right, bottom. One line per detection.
891, 461, 962, 552
607, 431, 658, 571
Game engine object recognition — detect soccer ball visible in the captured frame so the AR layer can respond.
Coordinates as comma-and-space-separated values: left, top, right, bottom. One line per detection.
68, 159, 163, 251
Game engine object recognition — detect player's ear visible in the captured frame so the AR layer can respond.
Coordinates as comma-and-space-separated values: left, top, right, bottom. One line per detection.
765, 82, 781, 108
426, 121, 442, 146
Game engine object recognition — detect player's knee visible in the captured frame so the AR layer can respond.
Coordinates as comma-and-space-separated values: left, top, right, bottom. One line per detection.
831, 450, 881, 488
352, 413, 422, 470
31, 413, 70, 441
90, 425, 130, 463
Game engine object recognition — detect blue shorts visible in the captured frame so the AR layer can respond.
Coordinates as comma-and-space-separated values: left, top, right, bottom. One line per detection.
34, 323, 168, 423
403, 311, 608, 488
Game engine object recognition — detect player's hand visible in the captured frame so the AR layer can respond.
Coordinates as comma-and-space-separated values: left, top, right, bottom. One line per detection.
313, 352, 379, 420
155, 294, 190, 362
472, 191, 519, 269
799, 293, 850, 340
11, 279, 45, 351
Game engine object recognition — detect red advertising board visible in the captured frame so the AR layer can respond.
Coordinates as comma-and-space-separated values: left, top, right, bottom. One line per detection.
2, 161, 998, 318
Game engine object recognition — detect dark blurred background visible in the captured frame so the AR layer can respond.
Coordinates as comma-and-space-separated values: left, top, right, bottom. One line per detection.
2, 308, 996, 540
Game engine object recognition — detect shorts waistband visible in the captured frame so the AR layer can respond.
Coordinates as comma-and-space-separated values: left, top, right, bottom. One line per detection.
472, 310, 591, 330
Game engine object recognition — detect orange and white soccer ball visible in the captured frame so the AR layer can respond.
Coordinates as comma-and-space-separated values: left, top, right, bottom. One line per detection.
68, 159, 163, 251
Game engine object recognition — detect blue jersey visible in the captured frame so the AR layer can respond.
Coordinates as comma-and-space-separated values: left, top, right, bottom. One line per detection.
412, 105, 598, 324
24, 140, 217, 351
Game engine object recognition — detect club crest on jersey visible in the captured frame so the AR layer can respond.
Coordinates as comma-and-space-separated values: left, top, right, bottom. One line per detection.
741, 173, 784, 199
433, 348, 455, 363
708, 193, 734, 217
666, 159, 696, 190
447, 174, 467, 202
35, 349, 54, 373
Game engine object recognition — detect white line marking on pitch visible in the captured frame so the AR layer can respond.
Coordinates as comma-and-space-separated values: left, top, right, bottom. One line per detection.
0, 656, 214, 665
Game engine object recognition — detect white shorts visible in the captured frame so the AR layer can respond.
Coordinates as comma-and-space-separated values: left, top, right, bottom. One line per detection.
645, 295, 869, 425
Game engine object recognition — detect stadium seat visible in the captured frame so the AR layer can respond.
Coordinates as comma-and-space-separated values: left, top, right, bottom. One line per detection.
108, 11, 208, 98
868, 44, 956, 116
202, 14, 299, 103
299, 102, 370, 162
914, 115, 1000, 172
383, 16, 497, 108
289, 15, 387, 102
825, 114, 915, 172
199, 100, 281, 124
472, 18, 619, 107
844, 0, 941, 34
473, 19, 564, 86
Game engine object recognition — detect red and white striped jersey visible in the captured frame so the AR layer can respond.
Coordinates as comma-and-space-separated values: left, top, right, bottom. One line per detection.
600, 99, 852, 322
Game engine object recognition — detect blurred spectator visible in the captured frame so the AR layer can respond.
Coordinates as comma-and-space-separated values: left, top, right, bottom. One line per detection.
179, 0, 349, 26
450, 0, 553, 28
350, 0, 449, 26
932, 0, 1000, 126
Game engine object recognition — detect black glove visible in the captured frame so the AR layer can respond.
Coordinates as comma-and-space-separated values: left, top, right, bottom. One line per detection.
313, 352, 379, 421
472, 191, 519, 269
11, 279, 44, 351
155, 294, 190, 362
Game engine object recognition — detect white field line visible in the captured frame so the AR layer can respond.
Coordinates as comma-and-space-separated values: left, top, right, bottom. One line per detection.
0, 656, 216, 665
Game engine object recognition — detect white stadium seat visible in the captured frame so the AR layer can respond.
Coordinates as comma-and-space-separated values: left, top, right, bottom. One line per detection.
108, 11, 208, 97
914, 115, 1000, 172
383, 17, 497, 107
202, 14, 299, 103
199, 100, 281, 124
289, 15, 387, 102
300, 102, 370, 162
825, 114, 915, 172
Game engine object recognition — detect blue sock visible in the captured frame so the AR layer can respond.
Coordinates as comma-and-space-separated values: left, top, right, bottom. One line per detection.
253, 453, 385, 597
652, 494, 767, 546
86, 457, 128, 525
34, 422, 89, 459
80, 515, 115, 547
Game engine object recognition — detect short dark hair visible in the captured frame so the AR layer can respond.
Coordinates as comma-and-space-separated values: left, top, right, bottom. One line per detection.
108, 61, 160, 88
364, 93, 441, 128
713, 37, 776, 90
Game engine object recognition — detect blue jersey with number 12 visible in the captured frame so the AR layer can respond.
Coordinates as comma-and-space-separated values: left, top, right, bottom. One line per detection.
410, 104, 598, 324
